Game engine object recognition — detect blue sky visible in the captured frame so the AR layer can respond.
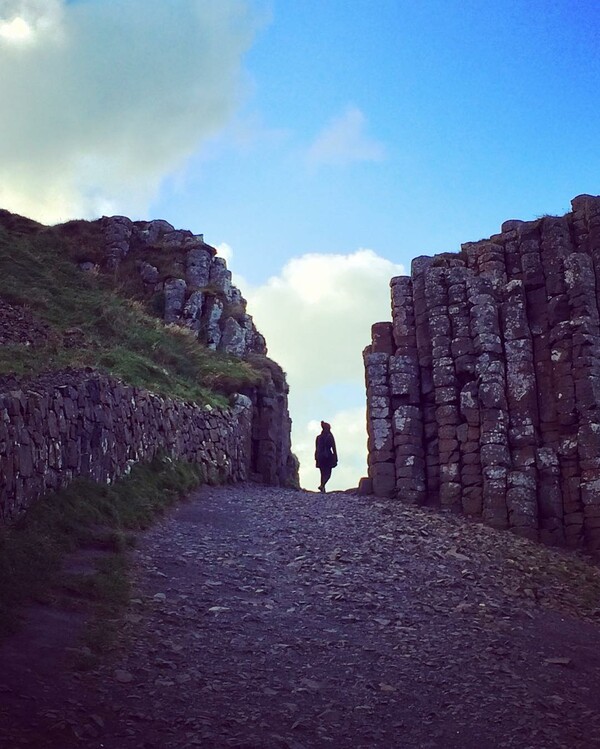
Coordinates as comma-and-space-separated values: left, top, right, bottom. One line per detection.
1, 0, 599, 489
152, 0, 600, 284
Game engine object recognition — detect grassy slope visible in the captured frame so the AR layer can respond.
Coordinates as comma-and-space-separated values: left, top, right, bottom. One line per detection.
0, 222, 263, 405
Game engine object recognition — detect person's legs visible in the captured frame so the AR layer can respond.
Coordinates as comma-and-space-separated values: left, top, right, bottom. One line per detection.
319, 466, 332, 491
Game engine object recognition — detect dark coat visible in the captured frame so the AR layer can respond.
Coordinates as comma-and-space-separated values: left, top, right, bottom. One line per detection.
315, 431, 337, 469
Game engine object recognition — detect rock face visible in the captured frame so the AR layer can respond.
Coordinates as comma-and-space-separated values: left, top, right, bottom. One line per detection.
364, 194, 600, 552
0, 212, 299, 521
98, 216, 267, 358
247, 360, 298, 487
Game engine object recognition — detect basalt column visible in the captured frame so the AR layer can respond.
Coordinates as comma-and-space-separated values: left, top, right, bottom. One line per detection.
448, 267, 481, 518
363, 323, 395, 497
570, 197, 600, 550
364, 194, 600, 552
412, 257, 438, 502
470, 274, 510, 529
502, 278, 539, 540
390, 277, 425, 504
429, 268, 462, 510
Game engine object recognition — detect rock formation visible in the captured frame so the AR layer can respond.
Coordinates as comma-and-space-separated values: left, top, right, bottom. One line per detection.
94, 215, 295, 488
97, 215, 266, 358
364, 195, 600, 551
0, 211, 299, 521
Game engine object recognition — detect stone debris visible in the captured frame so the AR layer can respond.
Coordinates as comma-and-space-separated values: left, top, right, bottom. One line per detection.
365, 194, 600, 552
2, 485, 600, 748
0, 301, 51, 347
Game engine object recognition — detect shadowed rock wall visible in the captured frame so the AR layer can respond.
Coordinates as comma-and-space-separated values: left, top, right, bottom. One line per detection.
364, 195, 600, 551
0, 371, 254, 523
0, 365, 299, 523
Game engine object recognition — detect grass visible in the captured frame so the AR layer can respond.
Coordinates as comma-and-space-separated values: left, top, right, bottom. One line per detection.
0, 454, 205, 643
0, 225, 264, 403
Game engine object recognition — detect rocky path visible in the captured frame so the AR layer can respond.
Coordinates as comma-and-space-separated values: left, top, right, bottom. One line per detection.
3, 485, 600, 748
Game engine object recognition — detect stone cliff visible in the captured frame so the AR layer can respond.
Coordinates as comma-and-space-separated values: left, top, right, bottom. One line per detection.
364, 194, 600, 551
95, 215, 267, 358
0, 211, 298, 521
96, 214, 298, 488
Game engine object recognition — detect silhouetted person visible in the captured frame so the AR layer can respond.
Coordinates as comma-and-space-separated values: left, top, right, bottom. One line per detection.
315, 421, 338, 492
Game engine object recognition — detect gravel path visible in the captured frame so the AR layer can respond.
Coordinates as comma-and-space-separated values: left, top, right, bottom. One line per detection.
2, 484, 600, 748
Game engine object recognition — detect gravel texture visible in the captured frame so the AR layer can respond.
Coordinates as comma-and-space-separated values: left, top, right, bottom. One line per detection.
2, 485, 600, 748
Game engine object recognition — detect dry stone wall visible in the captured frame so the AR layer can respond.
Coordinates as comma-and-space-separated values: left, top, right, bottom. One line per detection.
0, 371, 254, 523
364, 194, 600, 551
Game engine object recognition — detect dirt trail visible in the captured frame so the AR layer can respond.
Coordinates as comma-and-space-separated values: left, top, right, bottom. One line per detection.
2, 485, 600, 749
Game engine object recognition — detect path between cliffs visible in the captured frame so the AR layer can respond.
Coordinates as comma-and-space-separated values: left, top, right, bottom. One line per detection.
2, 485, 600, 749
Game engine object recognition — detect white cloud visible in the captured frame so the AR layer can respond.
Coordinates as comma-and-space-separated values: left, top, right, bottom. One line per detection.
307, 106, 386, 168
216, 242, 234, 264
246, 250, 404, 388
0, 0, 63, 44
238, 248, 405, 490
0, 14, 32, 41
0, 0, 261, 223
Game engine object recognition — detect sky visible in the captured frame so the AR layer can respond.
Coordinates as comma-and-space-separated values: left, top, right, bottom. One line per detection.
1, 0, 599, 490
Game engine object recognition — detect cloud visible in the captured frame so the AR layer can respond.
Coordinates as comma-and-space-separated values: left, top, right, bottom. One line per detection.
307, 106, 386, 168
216, 242, 234, 265
240, 249, 405, 489
0, 0, 63, 44
246, 250, 404, 388
0, 0, 261, 223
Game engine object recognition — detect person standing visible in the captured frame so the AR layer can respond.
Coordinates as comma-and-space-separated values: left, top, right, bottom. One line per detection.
315, 421, 338, 492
